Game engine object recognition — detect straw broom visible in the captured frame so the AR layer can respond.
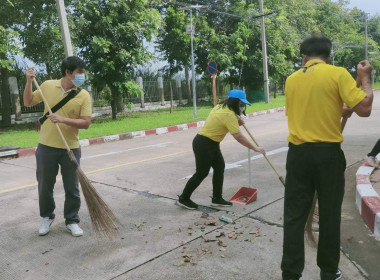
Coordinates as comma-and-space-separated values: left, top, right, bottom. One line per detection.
305, 76, 362, 246
33, 78, 121, 239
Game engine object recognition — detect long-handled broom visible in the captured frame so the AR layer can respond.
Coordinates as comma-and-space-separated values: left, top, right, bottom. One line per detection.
242, 124, 285, 186
33, 78, 121, 239
305, 76, 362, 245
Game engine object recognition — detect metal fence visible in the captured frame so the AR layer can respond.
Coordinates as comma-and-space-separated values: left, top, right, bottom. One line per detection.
0, 77, 241, 116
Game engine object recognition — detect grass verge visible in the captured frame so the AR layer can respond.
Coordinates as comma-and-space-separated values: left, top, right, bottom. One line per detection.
0, 95, 285, 148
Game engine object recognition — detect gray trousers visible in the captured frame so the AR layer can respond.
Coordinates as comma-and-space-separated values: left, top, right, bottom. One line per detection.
36, 144, 81, 225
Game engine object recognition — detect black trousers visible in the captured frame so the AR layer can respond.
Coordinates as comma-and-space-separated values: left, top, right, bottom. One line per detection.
36, 144, 81, 225
368, 139, 380, 157
181, 134, 225, 199
281, 143, 346, 279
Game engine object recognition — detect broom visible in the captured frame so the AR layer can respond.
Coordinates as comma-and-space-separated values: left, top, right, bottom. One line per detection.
33, 78, 121, 239
243, 124, 285, 186
305, 76, 362, 245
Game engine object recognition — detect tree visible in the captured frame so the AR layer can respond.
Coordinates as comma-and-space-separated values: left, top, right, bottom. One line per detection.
71, 0, 161, 119
0, 1, 23, 127
17, 0, 66, 79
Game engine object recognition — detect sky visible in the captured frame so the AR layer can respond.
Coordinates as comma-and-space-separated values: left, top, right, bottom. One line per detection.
346, 0, 380, 16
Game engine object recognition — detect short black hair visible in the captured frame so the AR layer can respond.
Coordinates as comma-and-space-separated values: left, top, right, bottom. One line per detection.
300, 35, 332, 59
61, 56, 86, 77
222, 98, 242, 116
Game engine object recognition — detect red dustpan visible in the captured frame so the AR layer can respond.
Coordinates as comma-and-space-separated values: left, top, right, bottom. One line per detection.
230, 186, 257, 205
230, 149, 258, 205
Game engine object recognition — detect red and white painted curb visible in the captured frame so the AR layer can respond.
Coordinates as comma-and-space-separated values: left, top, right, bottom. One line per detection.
355, 160, 380, 238
0, 106, 285, 160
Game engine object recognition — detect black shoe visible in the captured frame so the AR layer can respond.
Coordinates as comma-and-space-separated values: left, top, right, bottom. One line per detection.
320, 268, 342, 280
176, 196, 198, 210
211, 197, 232, 207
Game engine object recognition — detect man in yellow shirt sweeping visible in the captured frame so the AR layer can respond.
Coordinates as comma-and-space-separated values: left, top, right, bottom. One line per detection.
282, 35, 373, 280
176, 89, 265, 210
23, 56, 92, 237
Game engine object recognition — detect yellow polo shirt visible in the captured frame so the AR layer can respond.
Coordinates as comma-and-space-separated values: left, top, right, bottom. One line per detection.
199, 104, 240, 142
32, 79, 92, 149
286, 59, 366, 145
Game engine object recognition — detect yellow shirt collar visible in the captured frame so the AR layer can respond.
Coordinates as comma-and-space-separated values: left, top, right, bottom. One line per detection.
305, 59, 326, 67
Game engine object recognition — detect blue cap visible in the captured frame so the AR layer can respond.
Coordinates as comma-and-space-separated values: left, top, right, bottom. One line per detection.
228, 89, 251, 105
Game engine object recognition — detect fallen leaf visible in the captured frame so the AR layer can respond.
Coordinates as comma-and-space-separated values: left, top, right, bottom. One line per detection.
217, 240, 227, 247
219, 247, 226, 251
201, 213, 209, 218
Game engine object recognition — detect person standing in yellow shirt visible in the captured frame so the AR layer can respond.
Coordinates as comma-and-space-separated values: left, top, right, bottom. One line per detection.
176, 89, 265, 210
23, 56, 92, 237
282, 36, 373, 280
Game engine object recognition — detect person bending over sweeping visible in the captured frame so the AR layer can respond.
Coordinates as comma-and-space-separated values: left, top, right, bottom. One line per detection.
364, 139, 380, 168
23, 56, 92, 237
176, 89, 265, 210
282, 35, 373, 280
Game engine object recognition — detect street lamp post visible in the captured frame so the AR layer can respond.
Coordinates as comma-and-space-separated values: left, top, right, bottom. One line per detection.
365, 14, 368, 60
190, 9, 197, 118
259, 0, 270, 104
182, 5, 202, 119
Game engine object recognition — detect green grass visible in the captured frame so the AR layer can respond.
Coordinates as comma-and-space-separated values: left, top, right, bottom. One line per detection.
374, 81, 380, 90
0, 95, 285, 148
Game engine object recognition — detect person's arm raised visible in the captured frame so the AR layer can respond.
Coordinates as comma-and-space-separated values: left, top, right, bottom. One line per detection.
352, 60, 373, 117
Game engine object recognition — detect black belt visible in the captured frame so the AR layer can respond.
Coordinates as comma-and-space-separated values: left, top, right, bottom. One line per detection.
289, 142, 341, 148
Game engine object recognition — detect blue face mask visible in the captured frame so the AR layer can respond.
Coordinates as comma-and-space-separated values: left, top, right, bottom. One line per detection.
72, 74, 86, 87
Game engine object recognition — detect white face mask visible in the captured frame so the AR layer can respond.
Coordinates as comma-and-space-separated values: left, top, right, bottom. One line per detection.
72, 74, 86, 87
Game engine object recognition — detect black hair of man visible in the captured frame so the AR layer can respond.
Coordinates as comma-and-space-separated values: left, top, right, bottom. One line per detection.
61, 56, 86, 77
300, 35, 332, 59
222, 97, 242, 116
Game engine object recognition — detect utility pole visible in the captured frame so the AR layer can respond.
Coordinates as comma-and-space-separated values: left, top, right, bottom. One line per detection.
180, 4, 202, 119
56, 0, 73, 57
190, 9, 197, 118
365, 13, 368, 60
259, 0, 270, 104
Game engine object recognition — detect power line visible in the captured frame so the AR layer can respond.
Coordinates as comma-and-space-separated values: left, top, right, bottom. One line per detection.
172, 0, 274, 21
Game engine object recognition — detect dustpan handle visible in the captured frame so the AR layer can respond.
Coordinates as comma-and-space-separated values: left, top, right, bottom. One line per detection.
248, 148, 252, 188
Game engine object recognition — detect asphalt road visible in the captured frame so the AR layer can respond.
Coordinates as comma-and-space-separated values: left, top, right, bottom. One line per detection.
0, 91, 379, 280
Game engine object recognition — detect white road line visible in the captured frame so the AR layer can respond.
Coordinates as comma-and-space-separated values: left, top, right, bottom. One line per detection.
82, 142, 174, 160
180, 147, 288, 180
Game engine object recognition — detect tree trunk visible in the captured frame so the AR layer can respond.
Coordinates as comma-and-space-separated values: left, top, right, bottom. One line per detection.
185, 65, 191, 104
117, 95, 123, 113
274, 82, 277, 98
45, 62, 52, 80
169, 80, 173, 114
111, 91, 117, 120
1, 67, 11, 127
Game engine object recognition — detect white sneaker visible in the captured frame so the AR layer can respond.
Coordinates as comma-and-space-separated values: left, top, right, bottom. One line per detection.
66, 223, 83, 237
366, 156, 379, 168
39, 217, 54, 236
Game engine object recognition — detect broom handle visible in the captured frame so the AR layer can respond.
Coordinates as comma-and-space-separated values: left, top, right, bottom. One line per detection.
33, 78, 71, 153
243, 124, 285, 186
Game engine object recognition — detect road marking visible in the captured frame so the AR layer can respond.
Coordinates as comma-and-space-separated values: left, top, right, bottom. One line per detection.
0, 151, 188, 195
180, 147, 288, 180
82, 142, 173, 160
84, 151, 188, 175
0, 128, 288, 195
